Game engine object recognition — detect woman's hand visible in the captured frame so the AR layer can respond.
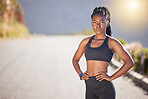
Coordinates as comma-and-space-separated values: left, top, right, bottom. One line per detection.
96, 71, 112, 82
81, 71, 89, 80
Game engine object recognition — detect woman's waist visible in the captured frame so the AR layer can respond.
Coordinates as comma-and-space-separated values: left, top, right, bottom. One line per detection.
86, 60, 109, 76
86, 70, 108, 77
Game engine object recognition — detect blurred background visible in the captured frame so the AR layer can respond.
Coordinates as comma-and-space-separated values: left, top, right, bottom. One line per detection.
18, 0, 148, 48
1, 0, 147, 74
0, 0, 148, 98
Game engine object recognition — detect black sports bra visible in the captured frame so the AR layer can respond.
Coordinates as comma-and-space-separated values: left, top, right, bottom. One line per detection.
84, 35, 113, 63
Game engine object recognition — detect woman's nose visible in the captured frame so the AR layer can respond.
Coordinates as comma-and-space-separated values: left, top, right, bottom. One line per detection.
97, 23, 101, 27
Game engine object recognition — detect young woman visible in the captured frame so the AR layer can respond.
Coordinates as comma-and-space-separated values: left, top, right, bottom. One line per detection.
72, 6, 134, 99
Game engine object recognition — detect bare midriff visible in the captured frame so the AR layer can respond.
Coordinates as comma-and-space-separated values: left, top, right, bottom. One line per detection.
87, 60, 109, 76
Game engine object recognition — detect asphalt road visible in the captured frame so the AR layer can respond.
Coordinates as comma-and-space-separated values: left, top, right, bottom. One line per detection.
0, 35, 147, 99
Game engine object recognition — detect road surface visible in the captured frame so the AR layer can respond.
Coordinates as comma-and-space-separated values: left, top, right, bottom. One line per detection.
0, 35, 147, 99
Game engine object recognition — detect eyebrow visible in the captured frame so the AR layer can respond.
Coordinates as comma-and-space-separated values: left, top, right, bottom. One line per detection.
93, 19, 105, 21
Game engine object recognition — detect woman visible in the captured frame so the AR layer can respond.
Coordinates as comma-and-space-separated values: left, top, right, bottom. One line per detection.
72, 6, 134, 99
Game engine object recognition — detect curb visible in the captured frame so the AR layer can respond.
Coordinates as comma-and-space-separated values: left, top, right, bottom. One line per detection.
110, 58, 148, 92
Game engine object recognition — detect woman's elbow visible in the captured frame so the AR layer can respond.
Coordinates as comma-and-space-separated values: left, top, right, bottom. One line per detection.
127, 59, 135, 68
72, 57, 79, 63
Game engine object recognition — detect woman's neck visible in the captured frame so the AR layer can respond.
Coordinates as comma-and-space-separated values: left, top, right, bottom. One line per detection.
94, 34, 106, 39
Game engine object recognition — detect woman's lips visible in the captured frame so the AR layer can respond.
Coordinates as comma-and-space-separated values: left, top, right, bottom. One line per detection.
96, 29, 101, 31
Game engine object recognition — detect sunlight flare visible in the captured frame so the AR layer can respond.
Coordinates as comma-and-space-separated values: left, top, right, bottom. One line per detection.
111, 0, 148, 30
128, 0, 138, 10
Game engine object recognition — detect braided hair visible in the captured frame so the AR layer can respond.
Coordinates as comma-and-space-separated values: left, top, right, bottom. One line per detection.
91, 6, 112, 36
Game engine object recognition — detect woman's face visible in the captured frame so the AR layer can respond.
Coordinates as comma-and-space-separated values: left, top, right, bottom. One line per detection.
91, 15, 108, 35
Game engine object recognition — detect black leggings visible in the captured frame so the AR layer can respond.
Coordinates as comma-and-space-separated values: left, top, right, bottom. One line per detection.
85, 76, 115, 99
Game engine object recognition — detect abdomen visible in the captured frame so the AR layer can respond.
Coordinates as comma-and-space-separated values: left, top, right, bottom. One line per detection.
87, 60, 109, 76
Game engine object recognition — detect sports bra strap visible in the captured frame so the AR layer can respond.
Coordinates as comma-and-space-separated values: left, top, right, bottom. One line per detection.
87, 35, 95, 44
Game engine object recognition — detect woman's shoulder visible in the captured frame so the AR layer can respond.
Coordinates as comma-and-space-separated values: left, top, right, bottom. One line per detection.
80, 35, 92, 44
107, 35, 124, 49
107, 35, 121, 44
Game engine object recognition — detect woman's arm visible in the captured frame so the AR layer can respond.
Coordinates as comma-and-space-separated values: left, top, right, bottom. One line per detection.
72, 38, 89, 80
109, 38, 135, 81
96, 38, 135, 81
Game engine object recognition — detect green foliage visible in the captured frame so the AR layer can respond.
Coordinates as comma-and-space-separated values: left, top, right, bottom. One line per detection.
144, 58, 148, 75
0, 0, 29, 38
73, 29, 94, 35
131, 48, 148, 75
140, 48, 148, 58
139, 48, 148, 74
0, 0, 20, 12
10, 0, 18, 5
0, 0, 4, 12
10, 0, 21, 9
132, 54, 140, 71
82, 29, 94, 35
0, 22, 29, 38
117, 38, 127, 45
113, 41, 148, 75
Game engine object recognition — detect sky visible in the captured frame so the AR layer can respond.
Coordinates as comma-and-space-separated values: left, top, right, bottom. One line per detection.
18, 0, 148, 47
